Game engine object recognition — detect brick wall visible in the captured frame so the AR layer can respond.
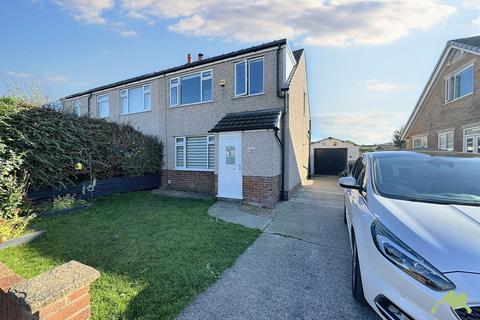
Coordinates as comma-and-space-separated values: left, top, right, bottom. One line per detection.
243, 175, 281, 208
161, 169, 215, 194
0, 261, 99, 320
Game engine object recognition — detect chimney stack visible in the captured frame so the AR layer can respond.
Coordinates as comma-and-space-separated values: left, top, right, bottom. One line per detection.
198, 53, 204, 61
187, 53, 192, 64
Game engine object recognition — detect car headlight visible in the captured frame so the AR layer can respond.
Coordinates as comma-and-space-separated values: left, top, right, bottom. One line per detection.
371, 220, 455, 291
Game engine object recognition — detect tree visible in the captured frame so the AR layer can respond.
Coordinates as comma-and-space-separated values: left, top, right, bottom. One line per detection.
393, 125, 405, 148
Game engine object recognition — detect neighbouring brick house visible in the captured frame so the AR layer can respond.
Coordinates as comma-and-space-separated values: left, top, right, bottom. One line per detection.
61, 39, 310, 208
402, 36, 480, 153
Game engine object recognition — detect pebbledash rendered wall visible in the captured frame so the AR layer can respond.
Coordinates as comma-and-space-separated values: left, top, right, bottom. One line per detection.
62, 43, 307, 208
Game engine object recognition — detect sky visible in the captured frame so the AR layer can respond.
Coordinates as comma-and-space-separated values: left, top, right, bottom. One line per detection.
1, 0, 479, 144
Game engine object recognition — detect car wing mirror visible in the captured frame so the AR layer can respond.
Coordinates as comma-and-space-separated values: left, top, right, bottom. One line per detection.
338, 177, 361, 190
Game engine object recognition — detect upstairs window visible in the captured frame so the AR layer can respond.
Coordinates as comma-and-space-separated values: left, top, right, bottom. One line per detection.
412, 136, 427, 149
170, 70, 213, 107
235, 57, 264, 96
175, 135, 215, 170
97, 95, 109, 118
445, 64, 474, 103
438, 131, 454, 151
73, 100, 81, 116
121, 85, 151, 114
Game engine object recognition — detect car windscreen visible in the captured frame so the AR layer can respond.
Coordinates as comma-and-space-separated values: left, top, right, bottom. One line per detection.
372, 155, 480, 206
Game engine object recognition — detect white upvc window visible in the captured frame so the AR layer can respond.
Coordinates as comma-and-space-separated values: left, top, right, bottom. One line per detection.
170, 70, 213, 107
464, 126, 480, 153
412, 136, 427, 149
120, 84, 151, 115
445, 64, 474, 103
175, 135, 215, 170
73, 100, 81, 116
97, 95, 109, 118
235, 57, 264, 97
438, 131, 454, 151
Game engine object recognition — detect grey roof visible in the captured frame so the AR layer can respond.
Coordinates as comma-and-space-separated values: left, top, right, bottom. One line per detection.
449, 36, 480, 53
292, 49, 303, 62
209, 109, 282, 133
64, 39, 287, 99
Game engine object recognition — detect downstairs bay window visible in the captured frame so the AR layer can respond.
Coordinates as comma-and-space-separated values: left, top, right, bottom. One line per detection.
175, 136, 215, 170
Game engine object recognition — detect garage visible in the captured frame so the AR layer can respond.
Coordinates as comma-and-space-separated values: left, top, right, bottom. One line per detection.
313, 148, 347, 175
310, 137, 360, 176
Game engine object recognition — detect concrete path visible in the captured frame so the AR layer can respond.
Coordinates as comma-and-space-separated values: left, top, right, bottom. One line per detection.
208, 201, 272, 230
178, 176, 379, 320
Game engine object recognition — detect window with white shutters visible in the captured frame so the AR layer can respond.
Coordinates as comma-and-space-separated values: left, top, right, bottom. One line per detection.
175, 135, 215, 170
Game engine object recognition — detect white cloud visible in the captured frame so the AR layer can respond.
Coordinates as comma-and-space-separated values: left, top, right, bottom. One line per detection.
312, 112, 408, 144
121, 0, 456, 46
6, 71, 68, 83
44, 75, 69, 83
8, 71, 34, 78
51, 0, 114, 24
364, 79, 411, 92
119, 30, 138, 37
46, 0, 456, 46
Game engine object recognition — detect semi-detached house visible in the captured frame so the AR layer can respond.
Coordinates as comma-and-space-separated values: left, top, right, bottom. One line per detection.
402, 36, 480, 154
61, 39, 311, 208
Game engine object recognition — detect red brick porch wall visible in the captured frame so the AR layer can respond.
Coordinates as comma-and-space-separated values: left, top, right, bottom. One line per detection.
242, 175, 281, 208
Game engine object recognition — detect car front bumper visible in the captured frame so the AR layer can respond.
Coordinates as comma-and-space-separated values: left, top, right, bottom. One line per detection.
354, 219, 480, 320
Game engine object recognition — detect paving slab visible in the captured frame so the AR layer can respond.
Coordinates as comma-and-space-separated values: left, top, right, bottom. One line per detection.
208, 201, 272, 230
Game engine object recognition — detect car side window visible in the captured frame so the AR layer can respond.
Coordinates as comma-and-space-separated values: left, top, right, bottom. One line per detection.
352, 157, 365, 182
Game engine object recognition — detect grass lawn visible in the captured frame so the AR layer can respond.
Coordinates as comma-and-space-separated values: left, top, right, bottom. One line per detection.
0, 192, 260, 319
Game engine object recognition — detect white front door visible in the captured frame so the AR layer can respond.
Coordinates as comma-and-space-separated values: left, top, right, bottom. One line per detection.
218, 132, 242, 199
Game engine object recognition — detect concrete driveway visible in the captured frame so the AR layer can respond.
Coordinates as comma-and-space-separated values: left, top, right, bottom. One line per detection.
178, 176, 379, 320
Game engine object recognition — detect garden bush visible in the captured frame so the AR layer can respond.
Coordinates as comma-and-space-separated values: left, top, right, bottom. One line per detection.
0, 97, 163, 191
0, 140, 32, 241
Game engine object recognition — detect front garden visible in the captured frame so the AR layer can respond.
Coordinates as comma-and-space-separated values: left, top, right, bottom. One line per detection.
0, 192, 260, 319
0, 97, 260, 319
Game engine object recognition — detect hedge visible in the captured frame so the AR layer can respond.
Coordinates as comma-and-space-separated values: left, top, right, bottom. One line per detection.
0, 98, 163, 191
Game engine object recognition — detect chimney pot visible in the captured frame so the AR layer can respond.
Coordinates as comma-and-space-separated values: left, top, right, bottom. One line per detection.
198, 53, 204, 61
187, 53, 192, 64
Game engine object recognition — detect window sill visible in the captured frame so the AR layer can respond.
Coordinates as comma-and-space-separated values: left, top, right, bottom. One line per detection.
233, 92, 265, 99
444, 91, 474, 105
120, 109, 152, 116
169, 100, 213, 108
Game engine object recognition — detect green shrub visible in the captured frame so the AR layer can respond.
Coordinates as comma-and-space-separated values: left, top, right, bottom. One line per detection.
51, 194, 88, 210
0, 140, 32, 241
0, 98, 163, 190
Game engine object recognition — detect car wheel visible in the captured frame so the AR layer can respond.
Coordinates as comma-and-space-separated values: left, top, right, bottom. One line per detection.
352, 234, 365, 303
343, 205, 347, 224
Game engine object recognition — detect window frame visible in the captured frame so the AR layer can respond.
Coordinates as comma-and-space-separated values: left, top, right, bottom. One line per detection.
169, 69, 213, 107
175, 135, 215, 171
120, 84, 152, 115
445, 63, 474, 104
412, 135, 427, 149
97, 94, 109, 118
73, 100, 81, 116
463, 126, 480, 153
234, 56, 264, 97
438, 131, 454, 151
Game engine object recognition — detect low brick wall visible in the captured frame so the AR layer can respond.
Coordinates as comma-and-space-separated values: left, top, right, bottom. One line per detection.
161, 169, 215, 194
0, 260, 100, 320
243, 175, 281, 208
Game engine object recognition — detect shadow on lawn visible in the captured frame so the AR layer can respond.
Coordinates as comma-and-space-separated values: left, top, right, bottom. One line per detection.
14, 192, 259, 319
